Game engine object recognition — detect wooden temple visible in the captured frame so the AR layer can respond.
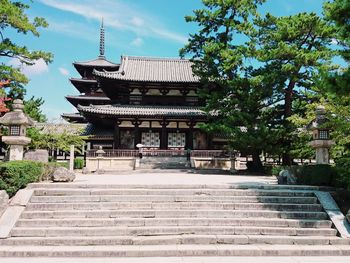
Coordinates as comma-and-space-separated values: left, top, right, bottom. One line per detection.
63, 23, 226, 152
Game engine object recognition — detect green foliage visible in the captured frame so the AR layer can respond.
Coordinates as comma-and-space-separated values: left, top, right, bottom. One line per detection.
27, 126, 87, 154
254, 11, 335, 164
264, 165, 284, 176
323, 0, 350, 95
74, 159, 84, 169
335, 156, 350, 190
23, 97, 47, 122
181, 0, 336, 167
0, 0, 53, 99
0, 161, 43, 197
181, 0, 270, 171
288, 165, 337, 186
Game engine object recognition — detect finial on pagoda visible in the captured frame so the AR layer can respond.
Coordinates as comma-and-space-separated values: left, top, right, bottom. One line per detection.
99, 18, 105, 58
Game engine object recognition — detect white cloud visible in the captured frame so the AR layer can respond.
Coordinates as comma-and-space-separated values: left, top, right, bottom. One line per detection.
8, 58, 49, 77
39, 0, 187, 44
59, 67, 69, 76
130, 37, 144, 47
131, 17, 144, 27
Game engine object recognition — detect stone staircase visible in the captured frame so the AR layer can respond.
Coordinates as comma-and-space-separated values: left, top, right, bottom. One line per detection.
0, 183, 349, 257
139, 156, 189, 169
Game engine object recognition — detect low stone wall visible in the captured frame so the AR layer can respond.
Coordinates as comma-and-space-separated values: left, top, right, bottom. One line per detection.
86, 157, 136, 172
0, 190, 9, 217
191, 157, 232, 170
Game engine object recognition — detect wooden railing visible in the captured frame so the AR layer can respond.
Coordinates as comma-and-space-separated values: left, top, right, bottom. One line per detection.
190, 150, 230, 158
87, 149, 233, 158
142, 149, 187, 157
87, 149, 139, 158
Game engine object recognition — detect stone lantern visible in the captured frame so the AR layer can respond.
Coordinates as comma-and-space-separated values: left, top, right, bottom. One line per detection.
95, 146, 105, 173
307, 105, 335, 164
0, 99, 34, 161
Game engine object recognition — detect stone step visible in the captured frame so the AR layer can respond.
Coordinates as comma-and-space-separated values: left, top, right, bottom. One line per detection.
33, 188, 316, 197
28, 183, 321, 191
15, 218, 332, 228
29, 194, 317, 203
25, 202, 323, 211
10, 226, 338, 237
0, 244, 349, 257
20, 209, 329, 220
1, 235, 348, 246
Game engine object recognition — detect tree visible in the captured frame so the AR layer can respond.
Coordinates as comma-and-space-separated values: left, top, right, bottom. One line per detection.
180, 0, 270, 171
27, 125, 87, 157
322, 0, 350, 95
0, 80, 11, 115
254, 12, 335, 165
24, 96, 47, 122
0, 0, 53, 99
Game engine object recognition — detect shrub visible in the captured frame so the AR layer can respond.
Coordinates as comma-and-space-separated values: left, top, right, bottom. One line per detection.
0, 161, 43, 197
264, 165, 284, 176
74, 158, 84, 169
289, 164, 337, 186
335, 156, 350, 190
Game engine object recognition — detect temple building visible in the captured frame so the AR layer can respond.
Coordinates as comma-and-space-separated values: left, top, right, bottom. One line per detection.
63, 23, 226, 153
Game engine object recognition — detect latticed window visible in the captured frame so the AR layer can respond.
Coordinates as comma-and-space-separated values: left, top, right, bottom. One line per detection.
141, 132, 160, 147
319, 130, 329, 140
9, 125, 20, 136
168, 132, 186, 147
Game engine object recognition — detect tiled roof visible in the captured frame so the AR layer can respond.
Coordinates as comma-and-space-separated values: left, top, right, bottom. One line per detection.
65, 95, 111, 101
70, 78, 97, 84
78, 104, 207, 118
81, 123, 113, 137
73, 57, 119, 68
35, 123, 88, 135
94, 56, 200, 83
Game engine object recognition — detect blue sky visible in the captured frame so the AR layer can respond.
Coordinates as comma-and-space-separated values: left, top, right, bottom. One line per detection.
6, 0, 324, 121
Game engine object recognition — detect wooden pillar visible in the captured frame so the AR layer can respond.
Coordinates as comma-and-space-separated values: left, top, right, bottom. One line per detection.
113, 121, 122, 149
186, 121, 194, 150
207, 133, 213, 149
159, 119, 169, 149
132, 119, 142, 148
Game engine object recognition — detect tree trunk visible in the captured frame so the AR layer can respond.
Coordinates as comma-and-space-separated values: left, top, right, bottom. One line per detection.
251, 150, 264, 173
282, 80, 296, 166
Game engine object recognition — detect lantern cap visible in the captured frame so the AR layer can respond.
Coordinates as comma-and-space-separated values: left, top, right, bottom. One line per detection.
0, 99, 35, 126
307, 105, 329, 131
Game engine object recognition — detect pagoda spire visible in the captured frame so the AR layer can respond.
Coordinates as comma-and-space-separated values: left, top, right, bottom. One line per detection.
99, 18, 105, 58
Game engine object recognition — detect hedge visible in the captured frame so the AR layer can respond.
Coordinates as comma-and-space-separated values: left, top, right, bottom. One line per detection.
335, 156, 350, 190
74, 158, 84, 169
0, 161, 44, 197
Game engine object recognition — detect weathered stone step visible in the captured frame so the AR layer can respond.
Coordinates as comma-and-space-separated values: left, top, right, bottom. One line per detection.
20, 209, 329, 220
0, 244, 349, 257
28, 183, 321, 191
32, 188, 316, 197
1, 235, 348, 246
29, 194, 317, 203
16, 218, 332, 228
15, 218, 332, 228
10, 226, 338, 237
25, 202, 323, 211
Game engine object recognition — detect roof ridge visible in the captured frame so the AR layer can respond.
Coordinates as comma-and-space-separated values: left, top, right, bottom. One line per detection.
73, 56, 119, 66
121, 55, 191, 62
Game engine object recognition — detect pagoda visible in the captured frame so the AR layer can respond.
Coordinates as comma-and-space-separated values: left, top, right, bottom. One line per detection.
64, 23, 226, 152
62, 20, 119, 124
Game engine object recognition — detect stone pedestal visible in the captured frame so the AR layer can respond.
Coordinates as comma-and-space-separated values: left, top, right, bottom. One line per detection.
309, 139, 335, 164
8, 145, 24, 161
2, 136, 31, 161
